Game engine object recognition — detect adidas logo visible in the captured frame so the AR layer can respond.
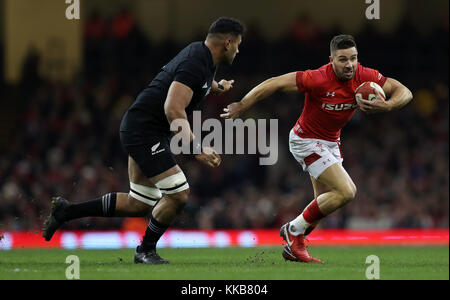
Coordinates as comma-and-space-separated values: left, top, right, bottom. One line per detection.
202, 82, 208, 89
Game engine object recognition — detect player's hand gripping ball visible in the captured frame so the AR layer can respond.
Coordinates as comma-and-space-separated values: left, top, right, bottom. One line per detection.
355, 81, 386, 103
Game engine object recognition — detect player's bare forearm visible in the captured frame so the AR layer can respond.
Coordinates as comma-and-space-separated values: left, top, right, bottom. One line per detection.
386, 85, 413, 111
221, 72, 297, 119
383, 78, 413, 111
241, 73, 297, 110
359, 78, 413, 114
240, 78, 277, 110
220, 79, 277, 119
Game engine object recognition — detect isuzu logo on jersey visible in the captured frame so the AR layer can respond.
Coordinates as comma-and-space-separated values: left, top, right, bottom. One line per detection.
321, 103, 358, 111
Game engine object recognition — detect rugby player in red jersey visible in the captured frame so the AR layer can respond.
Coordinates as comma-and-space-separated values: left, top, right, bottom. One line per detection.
221, 35, 413, 263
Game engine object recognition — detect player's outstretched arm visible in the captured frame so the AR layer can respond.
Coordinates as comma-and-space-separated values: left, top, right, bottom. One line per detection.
358, 78, 413, 113
220, 72, 298, 120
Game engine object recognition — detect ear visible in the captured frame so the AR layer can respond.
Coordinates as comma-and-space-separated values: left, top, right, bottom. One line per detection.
224, 39, 231, 51
329, 55, 333, 63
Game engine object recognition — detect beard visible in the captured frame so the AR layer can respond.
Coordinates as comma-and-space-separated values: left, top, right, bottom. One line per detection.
338, 67, 355, 81
224, 53, 236, 66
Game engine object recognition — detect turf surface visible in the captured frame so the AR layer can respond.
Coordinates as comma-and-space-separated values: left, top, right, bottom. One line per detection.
0, 246, 448, 280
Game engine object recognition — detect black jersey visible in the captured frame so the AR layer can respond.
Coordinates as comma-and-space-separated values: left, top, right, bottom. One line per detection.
120, 41, 217, 136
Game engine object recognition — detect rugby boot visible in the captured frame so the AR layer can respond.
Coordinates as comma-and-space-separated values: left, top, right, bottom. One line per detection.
280, 222, 323, 263
42, 197, 69, 241
134, 246, 170, 265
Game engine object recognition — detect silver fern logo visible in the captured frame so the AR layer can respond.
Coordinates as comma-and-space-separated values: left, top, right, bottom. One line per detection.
151, 142, 165, 155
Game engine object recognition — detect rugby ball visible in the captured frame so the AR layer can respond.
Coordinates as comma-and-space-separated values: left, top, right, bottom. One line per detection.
355, 82, 386, 102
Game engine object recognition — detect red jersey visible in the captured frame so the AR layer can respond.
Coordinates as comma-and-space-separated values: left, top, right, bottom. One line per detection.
293, 63, 387, 142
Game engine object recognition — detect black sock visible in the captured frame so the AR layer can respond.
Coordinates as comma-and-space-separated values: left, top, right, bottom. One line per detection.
64, 193, 117, 221
140, 215, 169, 251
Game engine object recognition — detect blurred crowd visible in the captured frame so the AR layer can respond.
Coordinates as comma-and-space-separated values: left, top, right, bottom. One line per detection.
0, 11, 448, 232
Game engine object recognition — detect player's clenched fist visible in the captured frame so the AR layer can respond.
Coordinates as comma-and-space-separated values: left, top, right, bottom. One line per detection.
195, 146, 221, 168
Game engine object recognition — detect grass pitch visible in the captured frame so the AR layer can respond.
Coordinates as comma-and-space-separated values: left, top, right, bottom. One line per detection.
0, 246, 448, 280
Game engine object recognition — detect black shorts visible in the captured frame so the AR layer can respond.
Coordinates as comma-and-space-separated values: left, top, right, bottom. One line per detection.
120, 131, 177, 178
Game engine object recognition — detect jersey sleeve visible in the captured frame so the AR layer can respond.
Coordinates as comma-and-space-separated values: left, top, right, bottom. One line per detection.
173, 58, 205, 91
359, 66, 387, 87
296, 70, 314, 93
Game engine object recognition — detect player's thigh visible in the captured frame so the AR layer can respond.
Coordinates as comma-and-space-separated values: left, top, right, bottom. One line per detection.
128, 156, 157, 187
121, 132, 189, 206
126, 156, 163, 209
316, 163, 356, 199
129, 155, 189, 209
289, 131, 342, 179
128, 155, 189, 207
123, 133, 177, 180
310, 175, 331, 198
122, 132, 179, 206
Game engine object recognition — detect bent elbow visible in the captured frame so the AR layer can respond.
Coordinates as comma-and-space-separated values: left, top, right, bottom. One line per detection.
164, 107, 172, 121
407, 89, 413, 103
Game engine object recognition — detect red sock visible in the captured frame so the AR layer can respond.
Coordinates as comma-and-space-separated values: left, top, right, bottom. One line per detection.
304, 224, 317, 236
302, 199, 325, 224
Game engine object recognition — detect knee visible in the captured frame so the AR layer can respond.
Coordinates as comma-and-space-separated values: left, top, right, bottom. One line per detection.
155, 172, 190, 210
167, 189, 190, 212
339, 183, 357, 205
176, 188, 190, 206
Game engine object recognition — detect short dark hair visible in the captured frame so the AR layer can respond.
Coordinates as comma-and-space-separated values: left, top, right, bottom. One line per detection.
208, 17, 245, 37
330, 34, 357, 55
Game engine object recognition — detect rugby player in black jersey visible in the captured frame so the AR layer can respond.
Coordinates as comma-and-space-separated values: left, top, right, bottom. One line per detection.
43, 17, 245, 264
